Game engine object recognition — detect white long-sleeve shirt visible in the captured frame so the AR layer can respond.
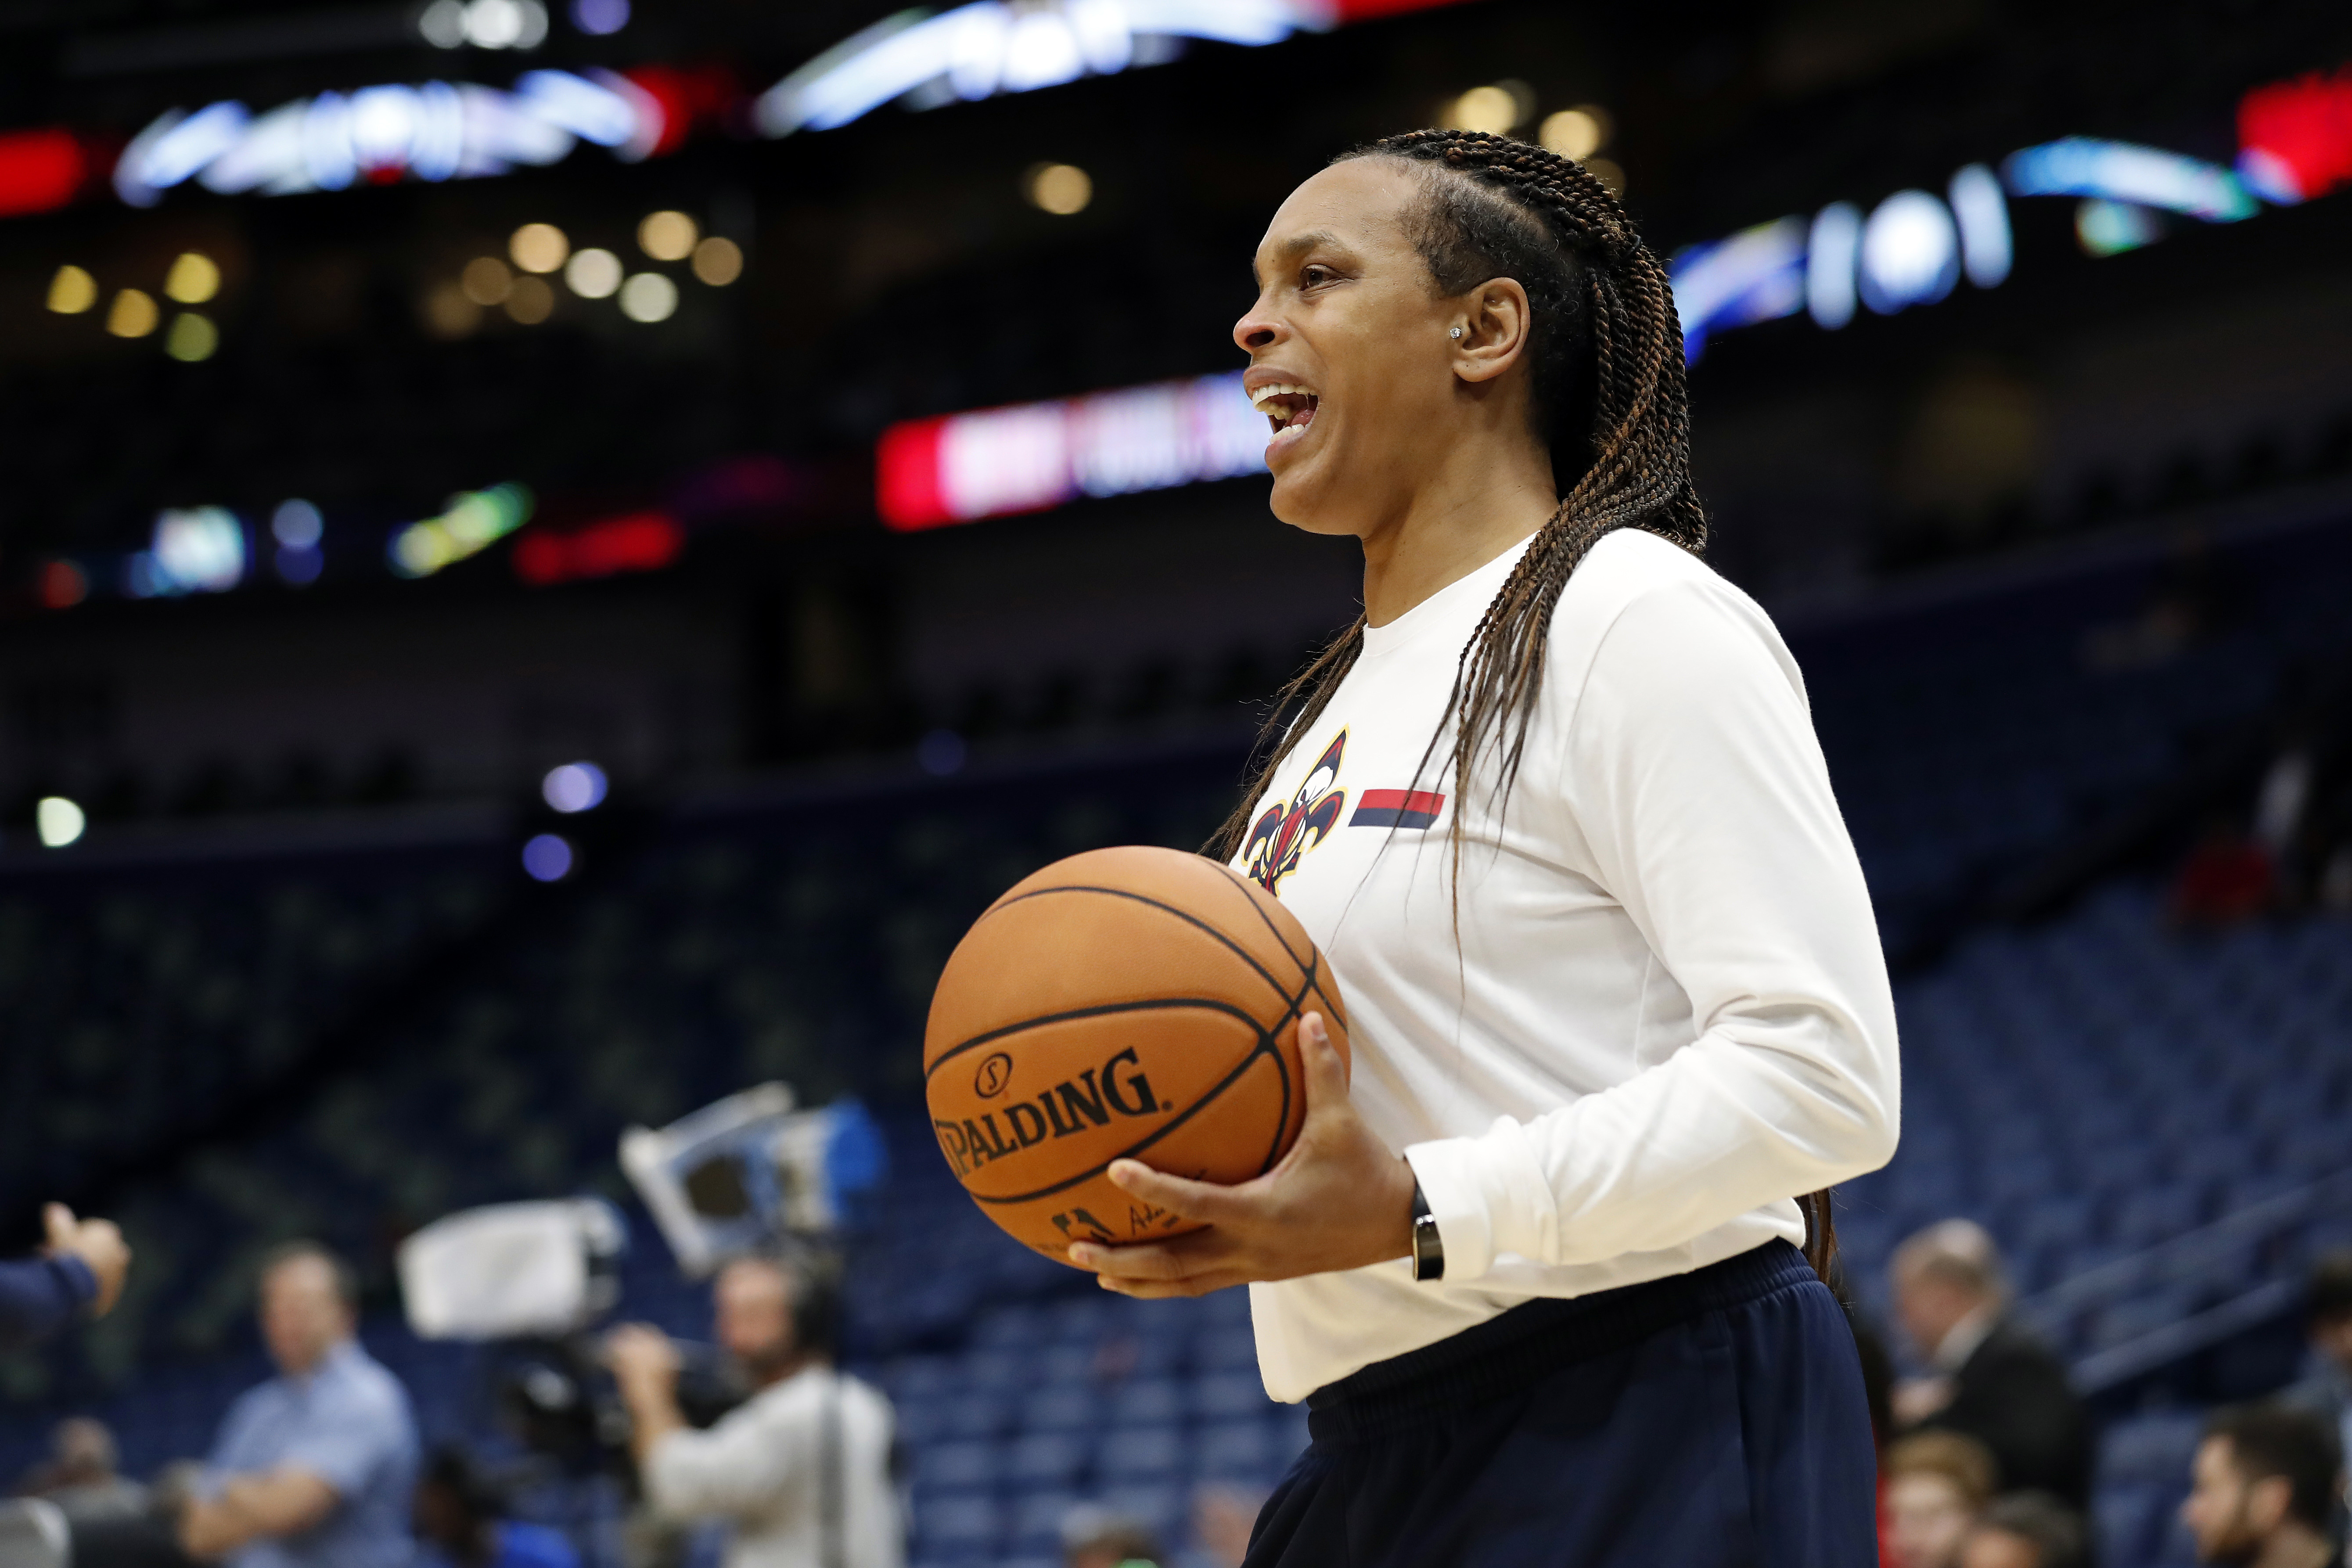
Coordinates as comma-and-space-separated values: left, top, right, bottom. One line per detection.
1235, 527, 1900, 1402
643, 1366, 902, 1568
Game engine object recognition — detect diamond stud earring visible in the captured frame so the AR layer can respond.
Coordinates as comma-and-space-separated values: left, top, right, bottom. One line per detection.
1449, 327, 1463, 338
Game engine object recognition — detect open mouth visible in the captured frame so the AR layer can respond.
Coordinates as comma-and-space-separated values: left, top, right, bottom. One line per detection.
1249, 381, 1320, 447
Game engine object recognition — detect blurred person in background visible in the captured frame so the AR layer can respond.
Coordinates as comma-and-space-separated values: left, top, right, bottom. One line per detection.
2180, 1404, 2343, 1568
1881, 1430, 1997, 1568
12, 1418, 147, 1522
607, 1252, 901, 1568
1183, 1484, 1264, 1568
1060, 1503, 1161, 1568
0, 1204, 130, 1351
173, 1241, 418, 1567
1955, 1492, 2088, 1568
2280, 1250, 2352, 1467
1889, 1220, 2091, 1506
413, 1447, 577, 1568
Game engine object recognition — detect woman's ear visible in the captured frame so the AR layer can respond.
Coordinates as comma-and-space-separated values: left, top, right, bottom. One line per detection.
1448, 276, 1533, 385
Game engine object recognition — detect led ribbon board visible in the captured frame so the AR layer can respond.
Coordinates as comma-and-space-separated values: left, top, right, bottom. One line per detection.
759, 0, 1464, 136
877, 371, 1268, 530
114, 70, 657, 205
1671, 129, 2283, 362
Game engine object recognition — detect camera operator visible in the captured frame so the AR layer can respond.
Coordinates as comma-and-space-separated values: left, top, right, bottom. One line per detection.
605, 1253, 901, 1568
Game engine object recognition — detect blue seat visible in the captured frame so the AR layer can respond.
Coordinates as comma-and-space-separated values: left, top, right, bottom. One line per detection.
1191, 1372, 1272, 1421
1109, 1377, 1183, 1427
1021, 1384, 1100, 1433
1100, 1424, 1184, 1481
914, 1493, 1000, 1556
917, 1440, 998, 1491
1197, 1417, 1272, 1478
1006, 1431, 1089, 1488
1005, 1489, 1082, 1554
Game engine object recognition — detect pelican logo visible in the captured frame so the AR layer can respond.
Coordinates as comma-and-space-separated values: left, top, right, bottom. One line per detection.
974, 1051, 1013, 1098
1243, 730, 1347, 894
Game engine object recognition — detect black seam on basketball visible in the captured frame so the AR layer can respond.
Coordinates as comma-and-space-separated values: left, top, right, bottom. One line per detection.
964, 1023, 1291, 1207
959, 882, 1299, 1017
1206, 860, 1319, 977
925, 996, 1261, 1084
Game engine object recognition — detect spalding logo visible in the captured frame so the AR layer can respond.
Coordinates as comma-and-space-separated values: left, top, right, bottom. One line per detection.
934, 1046, 1163, 1178
973, 1051, 1013, 1098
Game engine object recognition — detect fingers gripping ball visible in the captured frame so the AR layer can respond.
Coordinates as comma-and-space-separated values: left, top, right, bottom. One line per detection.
924, 846, 1350, 1263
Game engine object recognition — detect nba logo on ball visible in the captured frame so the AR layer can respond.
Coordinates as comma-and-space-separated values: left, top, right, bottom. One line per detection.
924, 846, 1350, 1262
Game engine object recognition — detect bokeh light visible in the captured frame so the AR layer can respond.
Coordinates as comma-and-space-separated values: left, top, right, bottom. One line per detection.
107, 288, 158, 338
164, 313, 218, 362
690, 236, 743, 286
521, 832, 575, 881
1539, 106, 1609, 162
917, 729, 967, 777
569, 0, 629, 35
36, 796, 86, 848
164, 252, 221, 305
47, 265, 96, 314
423, 283, 482, 338
38, 561, 87, 609
1024, 162, 1091, 215
1447, 84, 1519, 135
506, 274, 556, 323
639, 210, 698, 261
619, 272, 677, 323
461, 256, 513, 305
565, 247, 622, 298
509, 223, 569, 273
1585, 157, 1626, 196
542, 761, 609, 813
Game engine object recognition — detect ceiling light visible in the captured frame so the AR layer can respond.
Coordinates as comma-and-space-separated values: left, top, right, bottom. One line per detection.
1024, 162, 1091, 214
690, 236, 743, 285
637, 209, 697, 260
570, 0, 629, 35
1539, 107, 1607, 162
506, 274, 555, 323
164, 251, 220, 304
164, 312, 218, 361
36, 797, 86, 849
423, 283, 482, 338
272, 500, 324, 549
47, 265, 97, 314
618, 271, 676, 322
542, 762, 608, 812
510, 222, 568, 273
1448, 85, 1518, 136
107, 288, 158, 338
565, 246, 622, 298
521, 832, 574, 881
462, 255, 513, 305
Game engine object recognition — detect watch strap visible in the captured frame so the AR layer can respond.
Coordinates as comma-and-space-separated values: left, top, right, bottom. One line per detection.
1409, 1176, 1444, 1283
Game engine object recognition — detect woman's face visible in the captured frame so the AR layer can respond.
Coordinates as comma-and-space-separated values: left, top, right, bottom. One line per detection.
1234, 158, 1468, 538
1885, 1472, 1978, 1568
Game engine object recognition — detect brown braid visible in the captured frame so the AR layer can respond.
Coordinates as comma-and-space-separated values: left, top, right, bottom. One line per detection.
1208, 130, 1839, 1285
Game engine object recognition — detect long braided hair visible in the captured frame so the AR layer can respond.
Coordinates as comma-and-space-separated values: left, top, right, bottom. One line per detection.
1208, 129, 1839, 1283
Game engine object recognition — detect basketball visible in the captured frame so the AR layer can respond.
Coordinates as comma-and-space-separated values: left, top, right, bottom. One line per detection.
923, 845, 1350, 1264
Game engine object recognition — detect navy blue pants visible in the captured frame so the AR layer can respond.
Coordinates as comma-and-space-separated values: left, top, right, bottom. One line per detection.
1244, 1241, 1877, 1568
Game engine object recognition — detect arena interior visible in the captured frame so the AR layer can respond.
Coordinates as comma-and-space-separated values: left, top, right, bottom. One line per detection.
3, 1, 2352, 1565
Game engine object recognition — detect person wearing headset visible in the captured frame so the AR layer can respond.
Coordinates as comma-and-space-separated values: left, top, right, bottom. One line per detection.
606, 1252, 902, 1568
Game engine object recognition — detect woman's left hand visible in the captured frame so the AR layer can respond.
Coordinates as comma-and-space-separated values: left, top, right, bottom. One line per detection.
1068, 1011, 1417, 1297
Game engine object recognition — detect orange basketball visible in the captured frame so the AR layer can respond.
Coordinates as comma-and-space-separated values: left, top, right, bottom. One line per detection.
923, 845, 1350, 1266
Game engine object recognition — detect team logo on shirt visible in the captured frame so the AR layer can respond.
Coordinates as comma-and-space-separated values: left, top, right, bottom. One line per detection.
1243, 731, 1347, 894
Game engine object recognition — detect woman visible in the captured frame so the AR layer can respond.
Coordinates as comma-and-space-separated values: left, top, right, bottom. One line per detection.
1066, 129, 1900, 1565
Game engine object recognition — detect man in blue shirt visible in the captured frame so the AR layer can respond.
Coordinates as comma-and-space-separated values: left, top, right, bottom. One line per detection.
177, 1241, 419, 1568
0, 1204, 130, 1351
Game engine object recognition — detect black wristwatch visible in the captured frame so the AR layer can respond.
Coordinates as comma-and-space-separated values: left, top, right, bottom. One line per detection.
1409, 1176, 1445, 1283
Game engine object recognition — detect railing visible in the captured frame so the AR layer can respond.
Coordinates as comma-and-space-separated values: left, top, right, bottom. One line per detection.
2015, 1167, 2352, 1394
